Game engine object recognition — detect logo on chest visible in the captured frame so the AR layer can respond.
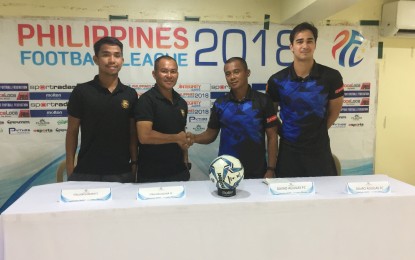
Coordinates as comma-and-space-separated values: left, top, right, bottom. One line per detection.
121, 100, 129, 109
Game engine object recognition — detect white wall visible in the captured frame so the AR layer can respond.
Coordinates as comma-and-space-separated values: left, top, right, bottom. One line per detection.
1, 0, 415, 184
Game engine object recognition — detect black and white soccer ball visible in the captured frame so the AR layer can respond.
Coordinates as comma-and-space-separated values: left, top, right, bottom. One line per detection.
209, 155, 244, 191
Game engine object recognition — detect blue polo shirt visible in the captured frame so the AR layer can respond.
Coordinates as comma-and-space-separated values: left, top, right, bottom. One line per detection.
208, 86, 277, 179
267, 61, 344, 150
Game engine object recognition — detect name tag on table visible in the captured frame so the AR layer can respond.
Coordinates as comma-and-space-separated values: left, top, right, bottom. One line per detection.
137, 185, 185, 200
61, 188, 112, 202
269, 181, 315, 195
347, 181, 391, 194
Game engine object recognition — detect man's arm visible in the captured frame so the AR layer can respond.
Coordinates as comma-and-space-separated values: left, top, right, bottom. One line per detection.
188, 128, 220, 145
327, 96, 344, 129
129, 118, 138, 179
65, 115, 80, 177
136, 121, 188, 147
264, 126, 278, 178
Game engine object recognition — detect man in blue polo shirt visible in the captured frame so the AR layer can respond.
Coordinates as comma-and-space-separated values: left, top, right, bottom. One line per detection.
187, 57, 278, 179
266, 22, 344, 178
66, 36, 138, 182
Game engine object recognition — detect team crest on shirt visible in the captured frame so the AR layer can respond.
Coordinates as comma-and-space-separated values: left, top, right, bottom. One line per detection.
180, 109, 185, 117
121, 100, 129, 109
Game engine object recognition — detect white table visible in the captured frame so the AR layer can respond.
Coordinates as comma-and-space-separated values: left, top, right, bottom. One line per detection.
1, 175, 415, 260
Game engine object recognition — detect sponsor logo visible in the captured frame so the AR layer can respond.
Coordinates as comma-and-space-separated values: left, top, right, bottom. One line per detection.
32, 129, 53, 133
46, 110, 64, 116
9, 128, 30, 135
178, 84, 202, 91
338, 115, 347, 119
29, 84, 76, 91
351, 115, 362, 121
0, 93, 17, 99
360, 98, 369, 106
57, 119, 68, 125
0, 110, 18, 117
332, 123, 347, 128
188, 116, 209, 123
180, 92, 210, 99
192, 124, 206, 132
30, 101, 68, 108
45, 93, 62, 99
267, 115, 278, 123
348, 123, 364, 127
210, 85, 229, 90
0, 83, 29, 91
187, 100, 202, 107
55, 128, 67, 133
343, 99, 361, 105
0, 121, 4, 125
0, 101, 29, 109
188, 108, 210, 115
35, 119, 50, 126
17, 92, 29, 100
361, 82, 370, 89
332, 30, 365, 67
335, 85, 345, 94
19, 110, 30, 118
7, 120, 30, 124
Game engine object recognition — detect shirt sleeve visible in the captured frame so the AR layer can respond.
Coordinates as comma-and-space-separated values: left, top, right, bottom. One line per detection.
328, 69, 345, 100
67, 85, 83, 119
266, 76, 280, 103
263, 94, 278, 128
134, 94, 154, 122
207, 102, 220, 129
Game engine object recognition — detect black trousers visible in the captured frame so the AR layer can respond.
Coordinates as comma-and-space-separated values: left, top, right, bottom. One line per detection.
276, 141, 337, 178
137, 169, 190, 183
68, 171, 135, 183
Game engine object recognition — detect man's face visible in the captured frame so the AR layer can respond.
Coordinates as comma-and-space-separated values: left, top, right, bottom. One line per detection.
224, 60, 250, 91
152, 58, 179, 91
93, 44, 124, 76
290, 29, 316, 62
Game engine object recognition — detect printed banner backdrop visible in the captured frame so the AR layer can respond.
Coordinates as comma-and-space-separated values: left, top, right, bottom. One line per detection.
0, 18, 378, 210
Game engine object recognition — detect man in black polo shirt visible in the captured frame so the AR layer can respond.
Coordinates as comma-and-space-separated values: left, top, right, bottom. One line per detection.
266, 22, 344, 178
187, 57, 278, 179
66, 36, 138, 182
134, 55, 190, 183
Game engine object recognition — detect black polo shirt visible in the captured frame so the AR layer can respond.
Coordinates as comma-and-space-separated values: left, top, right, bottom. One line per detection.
134, 85, 188, 180
67, 75, 138, 175
208, 86, 278, 178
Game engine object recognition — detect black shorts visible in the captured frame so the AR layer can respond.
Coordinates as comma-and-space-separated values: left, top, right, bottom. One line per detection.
276, 141, 337, 178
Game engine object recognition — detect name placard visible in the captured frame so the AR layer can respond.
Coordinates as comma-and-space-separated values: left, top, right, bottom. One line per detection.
269, 182, 315, 195
137, 185, 185, 200
347, 181, 391, 194
60, 188, 112, 202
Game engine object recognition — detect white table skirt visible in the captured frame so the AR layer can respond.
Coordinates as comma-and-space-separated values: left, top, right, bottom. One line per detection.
1, 174, 415, 260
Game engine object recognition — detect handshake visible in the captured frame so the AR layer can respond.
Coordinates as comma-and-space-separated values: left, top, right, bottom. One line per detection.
176, 131, 196, 150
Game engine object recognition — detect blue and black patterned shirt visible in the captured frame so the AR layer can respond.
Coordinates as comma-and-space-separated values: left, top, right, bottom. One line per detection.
208, 86, 277, 178
267, 61, 344, 150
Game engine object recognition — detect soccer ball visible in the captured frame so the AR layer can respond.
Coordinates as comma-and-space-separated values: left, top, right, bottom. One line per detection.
209, 155, 244, 196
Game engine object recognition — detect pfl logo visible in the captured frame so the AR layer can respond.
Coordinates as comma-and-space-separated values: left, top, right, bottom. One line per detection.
332, 30, 365, 67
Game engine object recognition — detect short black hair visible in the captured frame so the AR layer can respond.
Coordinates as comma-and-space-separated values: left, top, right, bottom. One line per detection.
224, 57, 248, 71
154, 55, 177, 71
93, 36, 123, 56
289, 22, 318, 44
